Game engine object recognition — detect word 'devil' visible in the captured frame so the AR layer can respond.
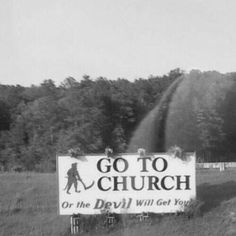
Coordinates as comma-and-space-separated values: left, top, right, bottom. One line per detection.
94, 198, 132, 210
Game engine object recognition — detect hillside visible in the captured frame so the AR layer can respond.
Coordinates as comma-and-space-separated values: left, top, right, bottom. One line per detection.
128, 71, 236, 163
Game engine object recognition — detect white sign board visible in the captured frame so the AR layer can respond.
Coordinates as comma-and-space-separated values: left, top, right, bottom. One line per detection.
57, 153, 196, 215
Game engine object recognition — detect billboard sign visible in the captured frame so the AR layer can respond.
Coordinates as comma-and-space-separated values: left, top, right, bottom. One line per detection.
57, 153, 196, 215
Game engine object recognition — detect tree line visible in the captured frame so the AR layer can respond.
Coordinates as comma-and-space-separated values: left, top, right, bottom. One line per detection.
0, 69, 235, 172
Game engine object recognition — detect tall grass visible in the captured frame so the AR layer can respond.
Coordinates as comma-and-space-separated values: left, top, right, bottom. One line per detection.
1, 170, 236, 236
0, 173, 68, 236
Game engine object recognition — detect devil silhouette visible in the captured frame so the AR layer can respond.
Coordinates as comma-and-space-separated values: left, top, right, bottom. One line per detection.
64, 163, 94, 194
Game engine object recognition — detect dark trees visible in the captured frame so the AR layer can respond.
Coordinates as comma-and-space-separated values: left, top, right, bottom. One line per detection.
1, 69, 235, 171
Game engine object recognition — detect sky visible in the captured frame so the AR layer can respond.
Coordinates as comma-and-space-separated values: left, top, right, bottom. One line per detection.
1, 0, 236, 86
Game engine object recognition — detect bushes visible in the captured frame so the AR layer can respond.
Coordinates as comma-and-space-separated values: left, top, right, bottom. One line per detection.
182, 199, 204, 219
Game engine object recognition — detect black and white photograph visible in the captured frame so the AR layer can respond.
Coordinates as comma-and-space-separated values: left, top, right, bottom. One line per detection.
0, 0, 236, 235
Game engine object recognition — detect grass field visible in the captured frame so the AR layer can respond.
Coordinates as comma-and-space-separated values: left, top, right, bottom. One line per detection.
1, 169, 236, 236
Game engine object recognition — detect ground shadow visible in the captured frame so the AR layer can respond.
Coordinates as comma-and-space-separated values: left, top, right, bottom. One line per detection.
197, 181, 236, 213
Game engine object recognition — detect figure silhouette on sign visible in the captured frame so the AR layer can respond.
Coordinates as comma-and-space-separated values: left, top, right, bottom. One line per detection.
64, 163, 94, 194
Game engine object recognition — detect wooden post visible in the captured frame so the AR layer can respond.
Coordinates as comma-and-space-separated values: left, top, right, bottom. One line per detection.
105, 212, 115, 227
70, 214, 80, 234
136, 212, 149, 222
220, 162, 225, 172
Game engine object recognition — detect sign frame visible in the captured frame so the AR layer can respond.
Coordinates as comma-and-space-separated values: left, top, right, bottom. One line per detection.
57, 152, 196, 215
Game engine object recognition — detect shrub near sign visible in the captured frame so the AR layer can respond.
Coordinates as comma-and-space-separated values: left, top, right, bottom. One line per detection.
57, 153, 196, 215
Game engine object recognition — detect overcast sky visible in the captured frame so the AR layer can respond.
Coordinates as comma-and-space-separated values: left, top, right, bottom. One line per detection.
1, 0, 236, 86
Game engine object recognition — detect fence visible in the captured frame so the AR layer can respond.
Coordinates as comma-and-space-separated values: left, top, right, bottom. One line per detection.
196, 162, 236, 171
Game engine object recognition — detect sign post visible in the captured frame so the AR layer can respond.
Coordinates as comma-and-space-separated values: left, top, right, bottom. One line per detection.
70, 214, 80, 234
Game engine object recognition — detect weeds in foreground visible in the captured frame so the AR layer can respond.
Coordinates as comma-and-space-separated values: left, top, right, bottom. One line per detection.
68, 209, 204, 235
182, 199, 204, 219
1, 171, 236, 236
